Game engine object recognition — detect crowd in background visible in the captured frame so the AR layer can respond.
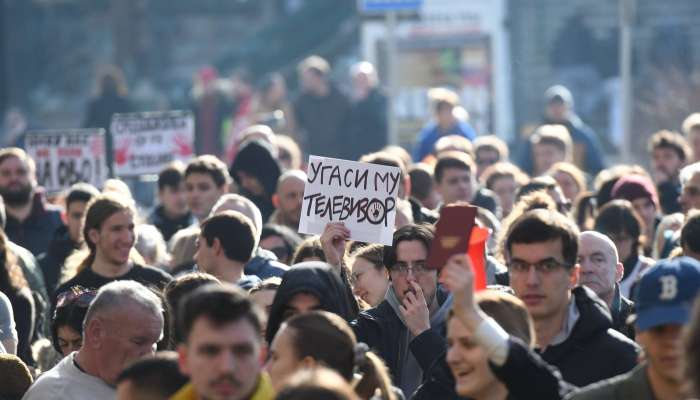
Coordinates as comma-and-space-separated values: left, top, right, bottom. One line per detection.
0, 55, 700, 400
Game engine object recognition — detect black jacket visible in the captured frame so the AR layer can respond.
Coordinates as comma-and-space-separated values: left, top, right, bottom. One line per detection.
352, 286, 450, 390
564, 364, 655, 400
657, 180, 682, 215
265, 262, 358, 344
609, 285, 635, 340
37, 226, 78, 298
53, 263, 172, 307
147, 205, 195, 242
539, 286, 639, 387
5, 191, 64, 257
345, 88, 388, 160
409, 197, 438, 225
472, 187, 501, 217
413, 337, 574, 400
294, 85, 351, 159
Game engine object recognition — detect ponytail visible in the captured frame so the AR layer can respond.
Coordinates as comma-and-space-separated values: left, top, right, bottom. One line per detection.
353, 344, 395, 400
285, 312, 398, 400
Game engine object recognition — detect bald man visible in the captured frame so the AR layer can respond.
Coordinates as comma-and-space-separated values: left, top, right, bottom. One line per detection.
577, 231, 634, 339
270, 170, 306, 230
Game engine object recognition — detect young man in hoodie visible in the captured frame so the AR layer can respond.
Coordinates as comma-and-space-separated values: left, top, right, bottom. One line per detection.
504, 209, 638, 387
148, 161, 195, 242
352, 224, 452, 398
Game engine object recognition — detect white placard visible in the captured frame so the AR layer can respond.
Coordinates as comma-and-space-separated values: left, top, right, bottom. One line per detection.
111, 110, 194, 176
25, 129, 108, 194
299, 155, 400, 245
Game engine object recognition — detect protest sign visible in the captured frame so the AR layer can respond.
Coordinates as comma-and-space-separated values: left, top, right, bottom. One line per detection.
25, 129, 108, 194
299, 155, 400, 245
110, 110, 194, 176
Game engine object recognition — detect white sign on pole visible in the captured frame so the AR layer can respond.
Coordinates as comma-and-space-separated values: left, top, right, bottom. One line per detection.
299, 155, 401, 245
111, 110, 195, 177
25, 129, 108, 194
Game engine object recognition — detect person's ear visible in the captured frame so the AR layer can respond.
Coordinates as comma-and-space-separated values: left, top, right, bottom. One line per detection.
615, 262, 624, 283
403, 175, 411, 199
569, 265, 580, 288
87, 228, 100, 246
272, 194, 280, 208
300, 355, 317, 369
177, 344, 190, 375
213, 238, 223, 256
85, 318, 103, 349
258, 343, 268, 366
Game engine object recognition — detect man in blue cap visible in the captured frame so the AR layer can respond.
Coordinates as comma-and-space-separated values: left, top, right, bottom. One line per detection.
567, 256, 700, 400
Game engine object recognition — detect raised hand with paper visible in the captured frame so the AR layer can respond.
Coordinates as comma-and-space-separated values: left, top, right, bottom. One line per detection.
439, 253, 486, 332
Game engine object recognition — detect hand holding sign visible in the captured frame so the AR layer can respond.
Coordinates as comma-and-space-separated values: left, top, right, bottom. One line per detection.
320, 222, 350, 267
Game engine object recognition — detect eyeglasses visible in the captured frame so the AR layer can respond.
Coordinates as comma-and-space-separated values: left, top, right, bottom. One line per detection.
508, 259, 570, 275
391, 261, 429, 276
56, 286, 97, 309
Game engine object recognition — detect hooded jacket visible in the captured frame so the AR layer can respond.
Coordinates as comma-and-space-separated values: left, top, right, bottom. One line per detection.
147, 205, 195, 242
230, 140, 281, 222
352, 285, 452, 397
38, 225, 78, 298
264, 262, 358, 344
539, 286, 639, 387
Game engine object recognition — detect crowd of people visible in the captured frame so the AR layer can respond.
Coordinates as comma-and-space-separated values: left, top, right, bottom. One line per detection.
1, 54, 700, 400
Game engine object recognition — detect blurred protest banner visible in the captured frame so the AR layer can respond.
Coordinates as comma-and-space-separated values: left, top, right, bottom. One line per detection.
299, 155, 400, 245
25, 129, 108, 194
111, 110, 194, 177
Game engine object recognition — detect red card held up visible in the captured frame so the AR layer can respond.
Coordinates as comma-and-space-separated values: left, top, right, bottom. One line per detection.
427, 204, 477, 269
468, 226, 489, 291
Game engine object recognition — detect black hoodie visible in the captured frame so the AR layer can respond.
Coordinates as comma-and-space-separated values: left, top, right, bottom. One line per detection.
38, 225, 78, 298
538, 286, 639, 387
265, 262, 358, 344
230, 140, 281, 222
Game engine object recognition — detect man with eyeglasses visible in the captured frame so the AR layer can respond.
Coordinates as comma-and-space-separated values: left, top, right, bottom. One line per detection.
352, 224, 452, 397
504, 209, 638, 387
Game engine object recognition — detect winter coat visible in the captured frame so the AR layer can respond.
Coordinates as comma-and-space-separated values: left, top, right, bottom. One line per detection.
538, 286, 639, 387
265, 262, 358, 344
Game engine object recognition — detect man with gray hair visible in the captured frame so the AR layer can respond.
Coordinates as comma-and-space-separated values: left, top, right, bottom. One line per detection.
269, 170, 306, 231
23, 281, 164, 399
577, 231, 634, 339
